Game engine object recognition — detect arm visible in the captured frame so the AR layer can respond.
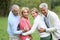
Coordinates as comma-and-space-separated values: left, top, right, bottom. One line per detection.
22, 19, 39, 35
46, 13, 60, 33
10, 20, 23, 35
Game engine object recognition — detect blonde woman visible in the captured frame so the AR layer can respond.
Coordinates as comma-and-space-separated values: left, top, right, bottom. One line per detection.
19, 7, 32, 40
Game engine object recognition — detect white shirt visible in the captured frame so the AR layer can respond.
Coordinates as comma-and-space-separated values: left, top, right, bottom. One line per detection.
22, 15, 50, 38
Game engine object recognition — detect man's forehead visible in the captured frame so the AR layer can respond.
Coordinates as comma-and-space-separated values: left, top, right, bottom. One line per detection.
41, 7, 47, 10
13, 7, 19, 10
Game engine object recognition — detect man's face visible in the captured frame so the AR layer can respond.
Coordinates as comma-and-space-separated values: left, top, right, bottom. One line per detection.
12, 8, 19, 16
40, 8, 48, 16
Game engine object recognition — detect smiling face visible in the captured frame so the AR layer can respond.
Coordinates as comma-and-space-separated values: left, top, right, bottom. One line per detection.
22, 9, 29, 18
31, 10, 38, 19
40, 7, 48, 16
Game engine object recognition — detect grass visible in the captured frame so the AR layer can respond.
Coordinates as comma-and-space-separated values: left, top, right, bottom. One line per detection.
0, 17, 8, 40
0, 14, 60, 40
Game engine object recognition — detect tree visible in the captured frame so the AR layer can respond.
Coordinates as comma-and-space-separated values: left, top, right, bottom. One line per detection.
0, 0, 11, 16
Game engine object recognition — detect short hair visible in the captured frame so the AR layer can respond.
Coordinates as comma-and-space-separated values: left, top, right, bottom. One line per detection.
39, 3, 48, 8
11, 4, 20, 11
31, 8, 39, 14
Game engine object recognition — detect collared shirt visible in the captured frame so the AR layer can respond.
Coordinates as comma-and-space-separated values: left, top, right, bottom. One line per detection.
22, 15, 50, 38
7, 11, 22, 36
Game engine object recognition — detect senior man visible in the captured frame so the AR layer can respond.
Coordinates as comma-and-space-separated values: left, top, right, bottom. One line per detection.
7, 5, 23, 40
39, 3, 60, 40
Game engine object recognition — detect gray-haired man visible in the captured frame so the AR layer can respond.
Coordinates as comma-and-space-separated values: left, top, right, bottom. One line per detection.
39, 3, 60, 40
7, 5, 23, 40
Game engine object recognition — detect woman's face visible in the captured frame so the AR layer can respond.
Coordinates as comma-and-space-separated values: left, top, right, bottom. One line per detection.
31, 11, 37, 18
22, 9, 29, 18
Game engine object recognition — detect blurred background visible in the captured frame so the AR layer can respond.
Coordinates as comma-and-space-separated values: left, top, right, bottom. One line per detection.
0, 0, 60, 40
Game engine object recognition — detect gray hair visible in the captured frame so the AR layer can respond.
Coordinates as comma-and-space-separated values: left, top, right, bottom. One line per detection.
39, 3, 48, 8
11, 4, 20, 11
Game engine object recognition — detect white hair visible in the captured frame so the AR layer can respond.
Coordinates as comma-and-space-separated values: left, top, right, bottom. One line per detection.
39, 3, 48, 8
11, 4, 20, 11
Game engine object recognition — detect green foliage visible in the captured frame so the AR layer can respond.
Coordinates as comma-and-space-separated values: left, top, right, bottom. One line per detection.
0, 17, 9, 40
52, 6, 60, 14
11, 0, 52, 9
0, 0, 60, 16
11, 0, 41, 9
0, 0, 11, 16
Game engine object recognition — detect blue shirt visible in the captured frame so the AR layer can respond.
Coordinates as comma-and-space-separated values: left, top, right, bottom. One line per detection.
7, 11, 22, 36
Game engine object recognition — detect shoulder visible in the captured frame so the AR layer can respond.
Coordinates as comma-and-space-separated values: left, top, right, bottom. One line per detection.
49, 10, 58, 17
20, 17, 26, 22
49, 11, 59, 20
34, 15, 43, 22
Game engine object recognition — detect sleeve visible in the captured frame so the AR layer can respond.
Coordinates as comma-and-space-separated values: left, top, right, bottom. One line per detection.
22, 19, 39, 35
46, 13, 60, 33
9, 20, 23, 35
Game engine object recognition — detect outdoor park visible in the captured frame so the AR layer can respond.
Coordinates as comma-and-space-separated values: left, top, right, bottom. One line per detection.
0, 0, 60, 40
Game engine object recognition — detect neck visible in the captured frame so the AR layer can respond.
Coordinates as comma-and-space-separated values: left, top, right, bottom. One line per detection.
45, 13, 47, 17
34, 14, 38, 19
45, 11, 48, 17
23, 16, 28, 19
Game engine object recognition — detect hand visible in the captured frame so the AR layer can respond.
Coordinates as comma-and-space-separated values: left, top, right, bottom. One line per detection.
22, 30, 26, 33
24, 27, 29, 32
22, 33, 27, 36
29, 35, 32, 40
38, 28, 46, 33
